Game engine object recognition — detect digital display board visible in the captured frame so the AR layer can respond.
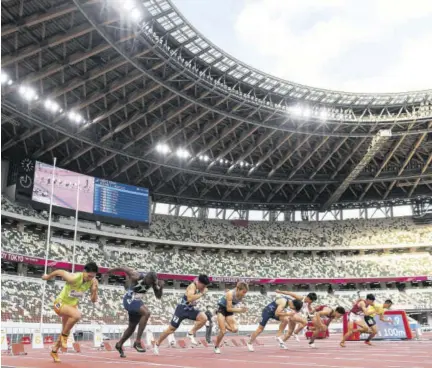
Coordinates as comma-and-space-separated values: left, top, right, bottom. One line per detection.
31, 161, 150, 223
94, 179, 149, 222
32, 162, 94, 213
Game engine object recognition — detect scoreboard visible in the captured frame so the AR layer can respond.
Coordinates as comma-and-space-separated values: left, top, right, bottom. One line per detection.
94, 179, 149, 223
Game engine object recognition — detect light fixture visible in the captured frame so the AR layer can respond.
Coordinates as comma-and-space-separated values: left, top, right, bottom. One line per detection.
156, 143, 170, 154
240, 162, 244, 167
68, 111, 83, 124
319, 109, 328, 120
203, 155, 210, 162
44, 99, 61, 113
122, 0, 135, 11
176, 148, 190, 159
18, 86, 38, 101
1, 71, 10, 85
130, 9, 143, 22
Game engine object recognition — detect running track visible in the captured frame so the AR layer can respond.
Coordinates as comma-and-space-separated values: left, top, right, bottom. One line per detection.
2, 337, 432, 368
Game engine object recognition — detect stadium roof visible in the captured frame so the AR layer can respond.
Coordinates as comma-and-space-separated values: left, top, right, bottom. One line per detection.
1, 0, 431, 210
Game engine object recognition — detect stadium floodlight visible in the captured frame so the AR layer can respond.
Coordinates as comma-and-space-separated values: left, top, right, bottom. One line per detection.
240, 162, 244, 167
122, 0, 135, 11
18, 86, 38, 101
202, 155, 210, 162
219, 159, 224, 164
319, 109, 328, 120
44, 99, 61, 113
130, 9, 143, 22
176, 148, 190, 159
68, 111, 83, 124
156, 143, 170, 154
1, 71, 11, 85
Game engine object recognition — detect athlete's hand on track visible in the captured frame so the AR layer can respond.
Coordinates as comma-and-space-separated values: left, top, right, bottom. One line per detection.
42, 274, 49, 281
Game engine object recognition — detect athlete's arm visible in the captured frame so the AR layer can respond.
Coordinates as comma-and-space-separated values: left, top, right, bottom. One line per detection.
226, 291, 247, 313
275, 290, 302, 300
42, 270, 76, 284
275, 298, 296, 318
313, 308, 330, 329
90, 278, 98, 303
186, 283, 206, 303
107, 267, 140, 281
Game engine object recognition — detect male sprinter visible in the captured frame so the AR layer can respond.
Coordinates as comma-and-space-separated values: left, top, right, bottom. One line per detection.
153, 274, 210, 355
340, 293, 376, 347
42, 262, 99, 362
308, 305, 345, 348
363, 299, 393, 345
108, 266, 163, 358
275, 290, 317, 343
214, 282, 249, 354
247, 296, 303, 351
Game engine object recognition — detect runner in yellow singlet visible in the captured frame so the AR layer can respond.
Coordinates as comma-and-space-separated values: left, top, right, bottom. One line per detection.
42, 262, 99, 362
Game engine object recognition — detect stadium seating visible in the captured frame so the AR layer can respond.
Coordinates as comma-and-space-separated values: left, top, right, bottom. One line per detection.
2, 195, 431, 249
1, 275, 430, 325
2, 222, 432, 278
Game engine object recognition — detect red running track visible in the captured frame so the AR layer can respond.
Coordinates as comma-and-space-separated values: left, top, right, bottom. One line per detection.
2, 337, 432, 368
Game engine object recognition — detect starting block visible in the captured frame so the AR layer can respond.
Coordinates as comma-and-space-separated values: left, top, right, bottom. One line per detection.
103, 341, 113, 351
11, 343, 27, 356
177, 339, 187, 349
240, 338, 248, 346
73, 342, 81, 353
200, 339, 209, 347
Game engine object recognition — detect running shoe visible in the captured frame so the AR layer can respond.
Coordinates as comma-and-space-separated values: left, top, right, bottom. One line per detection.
214, 346, 221, 354
293, 333, 300, 342
277, 337, 287, 349
246, 342, 255, 352
364, 340, 372, 346
50, 350, 61, 363
309, 342, 317, 349
133, 341, 146, 353
153, 343, 160, 355
187, 333, 198, 345
115, 343, 126, 358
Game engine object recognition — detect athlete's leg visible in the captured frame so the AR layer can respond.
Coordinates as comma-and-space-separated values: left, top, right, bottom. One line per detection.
188, 311, 207, 336
116, 320, 139, 357
156, 325, 176, 347
224, 315, 239, 333
249, 325, 264, 344
135, 306, 151, 346
283, 314, 305, 342
365, 324, 378, 345
283, 319, 297, 341
276, 317, 288, 338
214, 314, 227, 349
341, 319, 369, 346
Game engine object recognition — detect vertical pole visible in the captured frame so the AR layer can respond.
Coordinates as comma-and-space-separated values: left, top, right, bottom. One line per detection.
39, 157, 57, 330
71, 180, 80, 273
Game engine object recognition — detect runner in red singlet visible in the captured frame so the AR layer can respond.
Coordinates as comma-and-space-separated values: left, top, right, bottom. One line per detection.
308, 305, 345, 348
340, 294, 375, 347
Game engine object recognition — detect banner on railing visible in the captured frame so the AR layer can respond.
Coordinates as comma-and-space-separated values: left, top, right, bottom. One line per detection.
1, 251, 429, 285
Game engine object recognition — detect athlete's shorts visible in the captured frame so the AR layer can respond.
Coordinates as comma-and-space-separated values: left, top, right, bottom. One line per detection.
259, 307, 279, 327
348, 313, 363, 323
364, 315, 376, 327
217, 305, 234, 317
170, 305, 201, 329
123, 294, 144, 324
53, 299, 77, 316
